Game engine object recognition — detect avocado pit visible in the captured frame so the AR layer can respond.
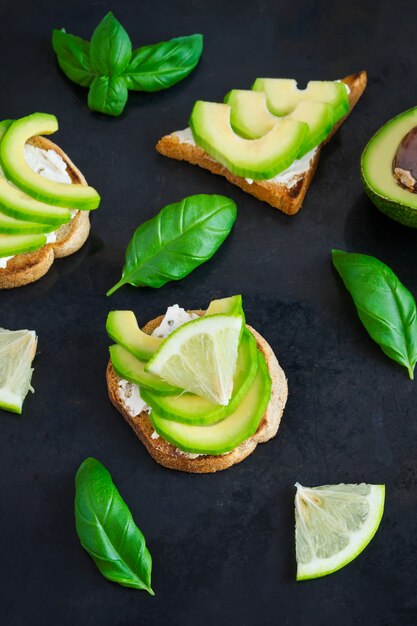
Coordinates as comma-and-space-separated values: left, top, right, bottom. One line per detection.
393, 126, 417, 192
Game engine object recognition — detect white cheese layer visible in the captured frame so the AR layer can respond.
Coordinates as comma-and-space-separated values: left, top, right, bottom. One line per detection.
0, 146, 72, 268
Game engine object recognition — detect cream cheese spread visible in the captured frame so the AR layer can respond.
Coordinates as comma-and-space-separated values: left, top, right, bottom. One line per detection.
0, 146, 72, 268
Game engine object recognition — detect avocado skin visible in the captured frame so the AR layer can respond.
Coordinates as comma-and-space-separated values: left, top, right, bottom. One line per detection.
361, 170, 417, 228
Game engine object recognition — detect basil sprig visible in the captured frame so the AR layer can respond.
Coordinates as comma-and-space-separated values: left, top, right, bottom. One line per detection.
75, 457, 154, 593
52, 12, 203, 116
332, 249, 417, 379
107, 194, 237, 295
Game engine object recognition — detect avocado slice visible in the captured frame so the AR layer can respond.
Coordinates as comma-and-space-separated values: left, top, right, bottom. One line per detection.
141, 329, 258, 425
0, 211, 54, 235
0, 113, 100, 210
0, 119, 72, 226
149, 350, 271, 455
106, 311, 163, 361
0, 233, 47, 257
205, 294, 244, 317
109, 344, 182, 395
361, 107, 417, 227
225, 90, 334, 157
252, 79, 349, 124
189, 101, 307, 180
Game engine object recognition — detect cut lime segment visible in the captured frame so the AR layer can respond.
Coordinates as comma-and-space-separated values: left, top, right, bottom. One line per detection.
295, 483, 385, 581
146, 314, 244, 405
0, 328, 37, 414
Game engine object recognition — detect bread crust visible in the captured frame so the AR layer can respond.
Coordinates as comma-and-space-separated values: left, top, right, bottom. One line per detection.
106, 312, 288, 473
0, 136, 91, 289
156, 71, 367, 215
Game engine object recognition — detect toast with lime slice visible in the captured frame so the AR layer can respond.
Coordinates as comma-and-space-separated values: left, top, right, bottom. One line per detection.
106, 296, 288, 473
156, 71, 367, 215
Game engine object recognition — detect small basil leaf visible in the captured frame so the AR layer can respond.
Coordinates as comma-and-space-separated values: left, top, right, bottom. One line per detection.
52, 29, 95, 87
75, 457, 154, 593
88, 76, 128, 116
90, 12, 132, 76
332, 249, 417, 379
107, 194, 237, 295
124, 34, 203, 92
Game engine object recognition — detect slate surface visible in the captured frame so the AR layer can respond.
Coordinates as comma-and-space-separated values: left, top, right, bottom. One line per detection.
1, 1, 416, 624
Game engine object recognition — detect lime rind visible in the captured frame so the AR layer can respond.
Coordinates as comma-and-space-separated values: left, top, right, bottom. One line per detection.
295, 483, 385, 581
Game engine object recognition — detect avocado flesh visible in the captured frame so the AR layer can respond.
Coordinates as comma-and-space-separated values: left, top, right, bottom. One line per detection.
361, 107, 417, 227
150, 351, 271, 455
106, 311, 163, 361
0, 119, 72, 226
225, 90, 333, 157
0, 211, 54, 235
141, 329, 258, 425
252, 79, 349, 124
189, 101, 307, 180
0, 113, 100, 210
109, 344, 182, 395
205, 294, 244, 318
0, 233, 47, 257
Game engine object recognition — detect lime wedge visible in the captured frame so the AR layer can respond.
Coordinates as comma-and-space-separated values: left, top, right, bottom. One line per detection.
0, 328, 37, 414
146, 314, 243, 405
295, 482, 385, 580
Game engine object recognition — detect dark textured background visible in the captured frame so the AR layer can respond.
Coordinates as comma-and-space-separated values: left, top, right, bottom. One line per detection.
1, 0, 416, 624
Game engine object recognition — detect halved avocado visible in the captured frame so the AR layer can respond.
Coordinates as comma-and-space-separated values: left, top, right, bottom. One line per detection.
141, 329, 258, 425
189, 101, 307, 180
252, 78, 349, 124
0, 113, 100, 210
361, 107, 417, 227
225, 90, 333, 157
0, 233, 47, 257
149, 350, 271, 455
106, 311, 163, 361
109, 344, 182, 395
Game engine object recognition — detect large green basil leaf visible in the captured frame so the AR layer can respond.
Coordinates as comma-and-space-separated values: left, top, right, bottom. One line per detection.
332, 249, 417, 379
52, 29, 96, 87
107, 194, 237, 295
124, 34, 203, 92
90, 12, 132, 76
75, 457, 154, 593
88, 76, 128, 116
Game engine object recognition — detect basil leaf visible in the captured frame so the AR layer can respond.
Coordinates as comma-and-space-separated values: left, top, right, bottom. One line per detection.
124, 34, 203, 92
88, 76, 128, 116
75, 457, 154, 593
332, 249, 417, 379
107, 194, 237, 295
90, 12, 132, 76
52, 29, 95, 87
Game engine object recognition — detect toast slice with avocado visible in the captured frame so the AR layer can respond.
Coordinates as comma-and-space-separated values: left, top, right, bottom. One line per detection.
156, 71, 367, 215
106, 308, 288, 474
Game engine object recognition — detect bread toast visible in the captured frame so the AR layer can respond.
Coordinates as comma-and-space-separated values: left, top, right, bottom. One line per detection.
106, 311, 288, 473
156, 71, 367, 215
0, 136, 91, 289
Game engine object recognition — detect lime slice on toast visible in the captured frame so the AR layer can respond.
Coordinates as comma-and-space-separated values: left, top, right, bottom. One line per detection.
0, 328, 37, 414
146, 314, 243, 405
295, 482, 385, 580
